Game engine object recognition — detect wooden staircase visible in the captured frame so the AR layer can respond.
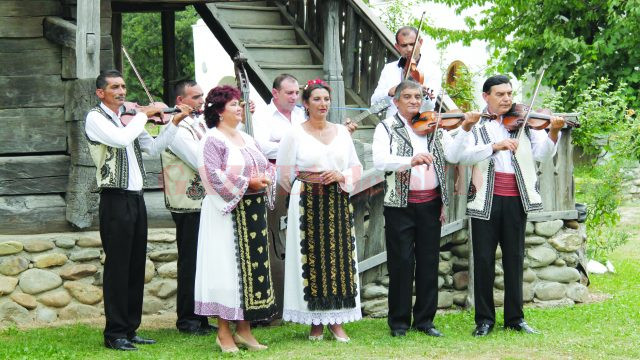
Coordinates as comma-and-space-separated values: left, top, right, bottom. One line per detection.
195, 1, 325, 101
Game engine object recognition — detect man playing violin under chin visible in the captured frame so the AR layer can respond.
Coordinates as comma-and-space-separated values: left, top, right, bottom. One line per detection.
372, 79, 479, 337
456, 75, 565, 337
160, 80, 217, 336
85, 69, 190, 351
371, 26, 440, 118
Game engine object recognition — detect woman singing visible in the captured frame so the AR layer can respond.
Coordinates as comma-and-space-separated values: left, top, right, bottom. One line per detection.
277, 79, 363, 342
194, 85, 276, 353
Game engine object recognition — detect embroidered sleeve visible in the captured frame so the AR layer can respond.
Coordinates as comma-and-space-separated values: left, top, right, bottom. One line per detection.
202, 136, 248, 214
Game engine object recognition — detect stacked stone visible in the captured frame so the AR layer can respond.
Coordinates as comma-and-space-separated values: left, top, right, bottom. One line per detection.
621, 165, 640, 200
361, 220, 589, 317
0, 229, 178, 326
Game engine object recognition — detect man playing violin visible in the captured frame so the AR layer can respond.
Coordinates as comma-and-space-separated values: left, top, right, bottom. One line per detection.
457, 75, 565, 337
371, 26, 440, 118
85, 69, 191, 351
160, 80, 217, 335
372, 79, 477, 337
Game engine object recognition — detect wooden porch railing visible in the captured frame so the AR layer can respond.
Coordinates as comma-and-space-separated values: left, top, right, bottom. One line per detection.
282, 0, 399, 105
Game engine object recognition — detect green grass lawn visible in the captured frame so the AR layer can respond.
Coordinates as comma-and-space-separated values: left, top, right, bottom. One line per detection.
2, 209, 639, 359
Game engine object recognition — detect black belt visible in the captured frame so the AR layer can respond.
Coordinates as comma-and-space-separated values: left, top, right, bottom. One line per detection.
100, 188, 144, 196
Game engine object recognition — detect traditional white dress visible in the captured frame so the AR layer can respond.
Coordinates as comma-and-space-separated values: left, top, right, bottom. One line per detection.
276, 123, 364, 325
194, 127, 276, 321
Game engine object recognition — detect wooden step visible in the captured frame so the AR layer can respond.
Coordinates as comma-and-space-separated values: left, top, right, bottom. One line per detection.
229, 24, 297, 45
245, 44, 312, 65
215, 5, 282, 26
259, 65, 324, 87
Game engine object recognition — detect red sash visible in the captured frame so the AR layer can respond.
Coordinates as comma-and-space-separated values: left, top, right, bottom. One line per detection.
493, 172, 520, 196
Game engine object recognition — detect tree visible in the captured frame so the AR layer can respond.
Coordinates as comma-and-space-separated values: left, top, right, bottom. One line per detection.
122, 7, 199, 103
419, 0, 640, 110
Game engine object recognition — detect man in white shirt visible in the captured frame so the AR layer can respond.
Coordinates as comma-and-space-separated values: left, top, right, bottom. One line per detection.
160, 80, 215, 335
85, 70, 190, 351
250, 74, 305, 323
371, 26, 440, 118
372, 80, 475, 337
455, 75, 565, 337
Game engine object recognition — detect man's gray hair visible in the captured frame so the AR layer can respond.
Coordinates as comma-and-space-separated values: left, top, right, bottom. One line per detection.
393, 80, 422, 100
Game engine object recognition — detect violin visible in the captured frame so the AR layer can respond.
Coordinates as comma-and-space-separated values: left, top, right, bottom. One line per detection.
501, 104, 579, 132
410, 110, 497, 136
402, 11, 426, 84
119, 101, 199, 126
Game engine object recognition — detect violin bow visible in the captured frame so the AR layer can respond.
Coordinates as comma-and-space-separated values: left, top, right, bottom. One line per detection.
516, 66, 546, 139
121, 45, 156, 104
403, 11, 427, 81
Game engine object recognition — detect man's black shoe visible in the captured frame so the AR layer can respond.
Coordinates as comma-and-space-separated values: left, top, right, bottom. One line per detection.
128, 335, 156, 345
105, 338, 137, 351
415, 327, 444, 337
505, 321, 540, 334
390, 329, 406, 337
472, 323, 494, 337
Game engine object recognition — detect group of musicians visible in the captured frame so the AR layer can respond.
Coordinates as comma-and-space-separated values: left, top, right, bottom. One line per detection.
86, 24, 565, 352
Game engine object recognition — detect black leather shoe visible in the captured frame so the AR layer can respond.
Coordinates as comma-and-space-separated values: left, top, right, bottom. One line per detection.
390, 329, 407, 337
472, 323, 494, 337
104, 338, 137, 351
505, 321, 540, 334
416, 327, 444, 337
129, 335, 156, 345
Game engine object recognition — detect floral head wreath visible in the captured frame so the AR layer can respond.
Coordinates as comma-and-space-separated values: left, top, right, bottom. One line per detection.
304, 78, 328, 90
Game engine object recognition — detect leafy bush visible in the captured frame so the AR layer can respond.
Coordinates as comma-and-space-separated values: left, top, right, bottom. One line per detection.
575, 161, 629, 262
443, 65, 478, 112
544, 73, 636, 261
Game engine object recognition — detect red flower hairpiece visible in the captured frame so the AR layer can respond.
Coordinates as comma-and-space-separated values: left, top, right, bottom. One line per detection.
304, 78, 327, 89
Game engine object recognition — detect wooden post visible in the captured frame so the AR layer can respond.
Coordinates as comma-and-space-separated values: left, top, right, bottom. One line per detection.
65, 0, 101, 228
323, 0, 345, 124
112, 12, 123, 73
161, 10, 177, 106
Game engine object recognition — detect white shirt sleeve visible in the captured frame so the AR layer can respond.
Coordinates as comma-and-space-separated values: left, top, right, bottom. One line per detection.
372, 122, 412, 172
338, 126, 363, 194
252, 113, 280, 159
530, 128, 560, 162
371, 63, 397, 107
441, 128, 472, 164
275, 128, 298, 192
167, 125, 199, 170
137, 122, 178, 157
85, 111, 148, 147
455, 128, 494, 166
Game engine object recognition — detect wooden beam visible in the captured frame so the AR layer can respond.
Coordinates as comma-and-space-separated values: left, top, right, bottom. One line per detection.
161, 10, 177, 106
112, 13, 123, 72
0, 155, 70, 195
43, 17, 77, 49
323, 0, 346, 124
76, 0, 101, 79
0, 108, 66, 154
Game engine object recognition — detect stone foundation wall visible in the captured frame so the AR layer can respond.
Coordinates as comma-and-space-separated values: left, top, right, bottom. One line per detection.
0, 229, 178, 326
361, 220, 590, 317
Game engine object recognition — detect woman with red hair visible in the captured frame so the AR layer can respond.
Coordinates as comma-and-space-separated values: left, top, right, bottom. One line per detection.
277, 80, 363, 342
194, 85, 276, 353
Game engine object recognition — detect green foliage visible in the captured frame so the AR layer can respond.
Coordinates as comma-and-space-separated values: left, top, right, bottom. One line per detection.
379, 0, 419, 34
575, 161, 629, 262
122, 7, 200, 103
541, 73, 636, 158
420, 0, 640, 111
443, 65, 478, 112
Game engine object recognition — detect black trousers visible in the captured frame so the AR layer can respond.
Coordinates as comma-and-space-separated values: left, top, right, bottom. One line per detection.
471, 195, 526, 326
171, 211, 210, 330
99, 191, 147, 341
384, 199, 442, 331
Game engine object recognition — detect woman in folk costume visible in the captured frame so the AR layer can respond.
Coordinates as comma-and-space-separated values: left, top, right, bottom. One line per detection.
276, 79, 363, 342
194, 85, 276, 353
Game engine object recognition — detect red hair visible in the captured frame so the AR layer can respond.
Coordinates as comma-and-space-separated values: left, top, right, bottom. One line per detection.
204, 85, 241, 128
